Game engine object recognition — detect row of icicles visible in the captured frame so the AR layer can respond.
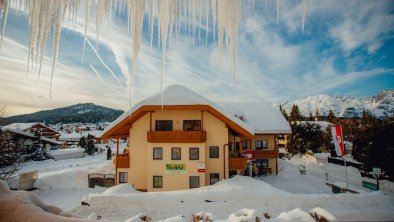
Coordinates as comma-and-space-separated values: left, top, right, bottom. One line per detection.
0, 0, 308, 106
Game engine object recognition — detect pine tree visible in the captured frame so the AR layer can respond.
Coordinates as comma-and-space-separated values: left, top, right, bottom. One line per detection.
308, 112, 314, 121
107, 147, 112, 160
327, 109, 336, 123
289, 104, 303, 122
85, 134, 95, 155
314, 108, 320, 121
78, 136, 86, 148
31, 131, 46, 161
0, 131, 23, 180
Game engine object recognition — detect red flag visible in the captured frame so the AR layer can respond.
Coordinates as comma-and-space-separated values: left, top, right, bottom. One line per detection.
331, 125, 345, 156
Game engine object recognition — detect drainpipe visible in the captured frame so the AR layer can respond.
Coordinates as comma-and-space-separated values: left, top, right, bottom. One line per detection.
223, 144, 228, 179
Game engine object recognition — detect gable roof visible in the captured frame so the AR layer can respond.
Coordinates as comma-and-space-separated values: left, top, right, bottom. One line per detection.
101, 85, 255, 139
2, 122, 60, 134
221, 102, 292, 134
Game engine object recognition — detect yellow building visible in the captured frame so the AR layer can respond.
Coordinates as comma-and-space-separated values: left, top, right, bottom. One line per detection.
101, 85, 291, 191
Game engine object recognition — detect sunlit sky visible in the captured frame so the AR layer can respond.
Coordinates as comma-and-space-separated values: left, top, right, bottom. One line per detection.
0, 0, 393, 116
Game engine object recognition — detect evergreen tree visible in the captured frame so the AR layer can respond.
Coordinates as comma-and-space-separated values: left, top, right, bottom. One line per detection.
78, 136, 86, 148
279, 104, 289, 121
327, 109, 336, 123
289, 104, 303, 122
31, 131, 46, 161
85, 134, 96, 155
107, 147, 112, 160
308, 112, 314, 121
0, 131, 24, 180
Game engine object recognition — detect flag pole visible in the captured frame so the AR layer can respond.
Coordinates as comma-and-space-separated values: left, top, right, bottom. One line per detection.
340, 125, 349, 188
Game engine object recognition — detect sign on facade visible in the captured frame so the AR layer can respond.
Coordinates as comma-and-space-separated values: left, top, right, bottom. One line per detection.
165, 163, 186, 174
197, 162, 205, 172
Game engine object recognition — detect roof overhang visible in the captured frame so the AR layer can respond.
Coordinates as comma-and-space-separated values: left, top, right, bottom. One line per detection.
101, 105, 254, 140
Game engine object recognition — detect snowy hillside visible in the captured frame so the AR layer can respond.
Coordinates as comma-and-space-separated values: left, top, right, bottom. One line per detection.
280, 90, 394, 118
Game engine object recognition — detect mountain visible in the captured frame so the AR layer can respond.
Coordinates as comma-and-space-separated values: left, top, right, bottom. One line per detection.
280, 90, 394, 118
6, 103, 124, 124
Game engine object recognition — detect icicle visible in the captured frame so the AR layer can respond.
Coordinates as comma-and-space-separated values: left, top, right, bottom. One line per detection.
217, 0, 223, 66
149, 0, 155, 54
301, 0, 307, 33
197, 0, 202, 45
211, 0, 216, 44
50, 0, 68, 99
158, 0, 171, 108
37, 1, 53, 84
205, 0, 209, 45
128, 0, 145, 108
82, 0, 91, 64
0, 0, 10, 48
276, 0, 280, 24
168, 2, 174, 50
95, 0, 106, 49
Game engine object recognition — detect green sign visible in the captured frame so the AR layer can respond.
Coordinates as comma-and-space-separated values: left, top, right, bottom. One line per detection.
362, 180, 378, 191
165, 163, 186, 174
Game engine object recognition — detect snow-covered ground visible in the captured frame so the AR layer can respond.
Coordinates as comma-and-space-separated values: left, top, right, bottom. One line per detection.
4, 153, 394, 221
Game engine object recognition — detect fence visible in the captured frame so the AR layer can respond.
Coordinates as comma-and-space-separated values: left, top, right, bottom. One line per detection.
88, 173, 115, 188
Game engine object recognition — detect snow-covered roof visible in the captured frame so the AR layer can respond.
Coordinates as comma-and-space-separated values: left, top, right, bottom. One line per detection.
102, 85, 292, 138
296, 121, 332, 129
221, 102, 292, 134
102, 85, 255, 138
59, 133, 82, 140
1, 128, 63, 145
1, 122, 60, 133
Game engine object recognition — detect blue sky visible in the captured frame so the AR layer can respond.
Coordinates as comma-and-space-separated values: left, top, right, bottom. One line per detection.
0, 0, 393, 115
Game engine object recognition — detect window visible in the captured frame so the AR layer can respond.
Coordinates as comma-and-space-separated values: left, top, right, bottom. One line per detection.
171, 147, 181, 160
119, 172, 128, 183
155, 120, 173, 131
153, 147, 163, 160
228, 142, 232, 152
235, 142, 240, 152
256, 159, 268, 167
242, 141, 248, 150
190, 176, 200, 188
210, 173, 220, 185
183, 120, 201, 131
209, 146, 219, 158
189, 147, 199, 160
255, 140, 268, 150
153, 176, 163, 188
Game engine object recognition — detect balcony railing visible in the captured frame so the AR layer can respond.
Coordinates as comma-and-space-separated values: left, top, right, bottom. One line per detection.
113, 153, 130, 168
228, 157, 248, 170
147, 131, 206, 143
253, 150, 279, 159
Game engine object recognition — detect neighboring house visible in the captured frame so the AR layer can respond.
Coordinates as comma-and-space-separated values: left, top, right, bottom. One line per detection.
101, 85, 291, 192
59, 133, 82, 148
0, 127, 63, 152
2, 123, 60, 139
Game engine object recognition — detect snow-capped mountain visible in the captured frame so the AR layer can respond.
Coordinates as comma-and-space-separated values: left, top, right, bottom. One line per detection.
280, 90, 394, 118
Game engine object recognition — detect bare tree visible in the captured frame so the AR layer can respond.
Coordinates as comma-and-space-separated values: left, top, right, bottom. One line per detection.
0, 105, 24, 181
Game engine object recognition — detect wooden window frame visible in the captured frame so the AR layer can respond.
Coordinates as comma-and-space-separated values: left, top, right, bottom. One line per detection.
119, 172, 128, 184
183, 120, 201, 131
189, 176, 200, 188
255, 140, 268, 150
155, 120, 173, 131
171, 147, 181, 160
189, 147, 199, 160
153, 147, 163, 160
153, 176, 163, 188
210, 173, 220, 185
209, 146, 219, 158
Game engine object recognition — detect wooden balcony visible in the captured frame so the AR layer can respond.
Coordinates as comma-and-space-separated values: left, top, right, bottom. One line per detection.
147, 131, 206, 143
113, 153, 130, 168
228, 157, 248, 170
253, 150, 279, 159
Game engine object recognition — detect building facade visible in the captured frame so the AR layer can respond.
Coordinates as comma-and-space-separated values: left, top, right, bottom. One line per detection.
101, 85, 291, 191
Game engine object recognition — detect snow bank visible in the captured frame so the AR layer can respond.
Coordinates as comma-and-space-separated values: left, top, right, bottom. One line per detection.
228, 208, 256, 222
310, 207, 337, 222
102, 183, 139, 195
157, 215, 187, 222
271, 208, 314, 222
47, 148, 85, 161
47, 148, 84, 156
35, 161, 113, 189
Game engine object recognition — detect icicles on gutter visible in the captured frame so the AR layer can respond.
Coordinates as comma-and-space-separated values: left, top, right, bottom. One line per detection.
0, 0, 10, 48
128, 0, 145, 109
301, 0, 307, 33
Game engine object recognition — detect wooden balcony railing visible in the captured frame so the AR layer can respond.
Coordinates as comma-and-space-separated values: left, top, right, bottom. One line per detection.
228, 157, 248, 170
253, 150, 279, 159
113, 153, 130, 168
147, 131, 206, 143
